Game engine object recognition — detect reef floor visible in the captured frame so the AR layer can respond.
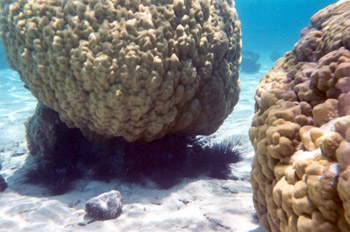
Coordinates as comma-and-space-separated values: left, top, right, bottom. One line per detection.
0, 53, 275, 232
1, 146, 265, 231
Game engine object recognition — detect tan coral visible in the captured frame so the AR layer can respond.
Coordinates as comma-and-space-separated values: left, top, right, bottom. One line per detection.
312, 99, 338, 126
250, 1, 350, 231
0, 0, 241, 142
338, 166, 350, 225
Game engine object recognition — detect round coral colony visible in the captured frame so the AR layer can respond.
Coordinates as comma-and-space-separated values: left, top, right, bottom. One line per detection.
249, 1, 350, 232
0, 0, 241, 142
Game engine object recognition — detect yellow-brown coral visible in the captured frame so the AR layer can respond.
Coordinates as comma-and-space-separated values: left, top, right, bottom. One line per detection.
250, 1, 350, 231
0, 0, 241, 142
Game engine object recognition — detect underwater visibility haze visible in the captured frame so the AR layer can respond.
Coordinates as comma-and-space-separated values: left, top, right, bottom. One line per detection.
0, 0, 346, 231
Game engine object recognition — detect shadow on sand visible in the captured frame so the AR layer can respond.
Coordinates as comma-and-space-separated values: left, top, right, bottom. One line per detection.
8, 132, 243, 196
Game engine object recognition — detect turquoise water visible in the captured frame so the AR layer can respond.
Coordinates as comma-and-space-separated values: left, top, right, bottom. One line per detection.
0, 43, 8, 69
235, 0, 337, 53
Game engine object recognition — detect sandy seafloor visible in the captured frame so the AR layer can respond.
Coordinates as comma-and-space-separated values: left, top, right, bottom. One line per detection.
0, 52, 278, 232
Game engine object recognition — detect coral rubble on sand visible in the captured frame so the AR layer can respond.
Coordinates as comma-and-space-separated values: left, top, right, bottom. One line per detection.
249, 1, 350, 231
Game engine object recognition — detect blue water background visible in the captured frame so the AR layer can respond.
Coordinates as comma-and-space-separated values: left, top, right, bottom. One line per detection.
0, 43, 9, 69
235, 0, 338, 54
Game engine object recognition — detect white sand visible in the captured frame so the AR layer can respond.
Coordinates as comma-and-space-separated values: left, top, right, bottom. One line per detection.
0, 63, 270, 232
0, 145, 266, 231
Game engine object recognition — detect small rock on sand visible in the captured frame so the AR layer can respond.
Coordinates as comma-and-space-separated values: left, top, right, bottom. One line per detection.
85, 190, 123, 220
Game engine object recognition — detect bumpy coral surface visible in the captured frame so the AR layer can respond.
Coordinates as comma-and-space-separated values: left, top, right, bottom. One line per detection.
0, 0, 241, 142
249, 1, 350, 231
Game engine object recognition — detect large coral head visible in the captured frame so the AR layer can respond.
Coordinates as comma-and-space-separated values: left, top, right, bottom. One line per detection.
0, 0, 241, 142
249, 1, 350, 231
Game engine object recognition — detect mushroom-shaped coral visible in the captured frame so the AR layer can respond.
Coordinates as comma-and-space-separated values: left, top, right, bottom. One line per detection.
249, 1, 350, 231
0, 0, 241, 142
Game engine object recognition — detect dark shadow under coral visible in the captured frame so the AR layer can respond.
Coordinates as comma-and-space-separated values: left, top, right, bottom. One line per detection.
24, 104, 242, 195
25, 132, 242, 195
122, 135, 242, 189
